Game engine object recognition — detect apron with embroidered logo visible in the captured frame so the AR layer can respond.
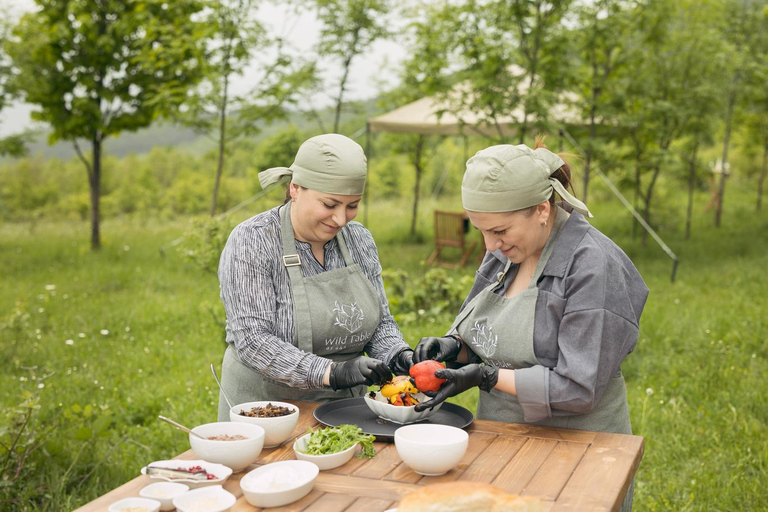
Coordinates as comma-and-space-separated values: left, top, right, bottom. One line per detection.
217, 202, 382, 421
448, 209, 634, 510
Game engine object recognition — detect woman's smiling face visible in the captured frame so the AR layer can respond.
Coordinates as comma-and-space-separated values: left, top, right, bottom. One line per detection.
466, 202, 551, 264
289, 184, 362, 245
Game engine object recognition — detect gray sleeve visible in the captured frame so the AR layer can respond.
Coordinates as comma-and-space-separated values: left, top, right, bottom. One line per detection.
218, 224, 329, 389
545, 244, 641, 415
346, 225, 409, 366
514, 366, 551, 422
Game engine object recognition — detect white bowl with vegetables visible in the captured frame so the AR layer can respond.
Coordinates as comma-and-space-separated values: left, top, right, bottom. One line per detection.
365, 391, 442, 424
292, 424, 376, 470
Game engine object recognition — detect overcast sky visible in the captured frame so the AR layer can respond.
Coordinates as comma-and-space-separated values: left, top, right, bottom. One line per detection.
0, 0, 408, 136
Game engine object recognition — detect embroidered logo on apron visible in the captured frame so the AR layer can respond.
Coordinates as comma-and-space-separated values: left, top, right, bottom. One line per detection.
333, 301, 364, 333
470, 321, 498, 357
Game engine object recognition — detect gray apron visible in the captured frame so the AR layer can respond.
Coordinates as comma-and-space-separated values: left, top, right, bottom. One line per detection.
449, 209, 634, 510
217, 203, 382, 421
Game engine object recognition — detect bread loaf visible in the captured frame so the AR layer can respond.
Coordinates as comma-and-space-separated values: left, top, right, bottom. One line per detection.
398, 482, 542, 512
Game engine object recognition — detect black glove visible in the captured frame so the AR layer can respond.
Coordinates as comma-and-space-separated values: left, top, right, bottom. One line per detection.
389, 349, 414, 375
414, 364, 499, 412
413, 335, 462, 363
329, 356, 391, 390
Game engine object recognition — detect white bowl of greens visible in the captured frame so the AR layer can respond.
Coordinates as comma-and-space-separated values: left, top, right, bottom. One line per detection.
293, 424, 376, 470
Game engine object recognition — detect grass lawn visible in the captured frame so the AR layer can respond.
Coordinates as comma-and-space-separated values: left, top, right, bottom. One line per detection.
1, 183, 767, 510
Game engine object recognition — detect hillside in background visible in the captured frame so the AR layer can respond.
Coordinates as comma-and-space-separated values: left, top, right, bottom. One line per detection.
4, 100, 380, 162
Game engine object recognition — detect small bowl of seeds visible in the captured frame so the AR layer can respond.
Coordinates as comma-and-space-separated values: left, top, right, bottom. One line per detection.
229, 401, 300, 448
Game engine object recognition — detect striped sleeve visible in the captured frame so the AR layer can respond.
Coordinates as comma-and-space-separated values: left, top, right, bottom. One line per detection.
218, 217, 329, 389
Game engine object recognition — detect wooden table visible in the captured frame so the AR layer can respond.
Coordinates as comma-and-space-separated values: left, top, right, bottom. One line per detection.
77, 400, 643, 511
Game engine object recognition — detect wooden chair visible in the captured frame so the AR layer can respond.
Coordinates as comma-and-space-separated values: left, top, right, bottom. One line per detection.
426, 210, 477, 268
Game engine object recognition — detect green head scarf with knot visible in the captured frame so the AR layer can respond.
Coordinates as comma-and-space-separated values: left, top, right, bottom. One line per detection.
257, 134, 367, 195
461, 144, 593, 217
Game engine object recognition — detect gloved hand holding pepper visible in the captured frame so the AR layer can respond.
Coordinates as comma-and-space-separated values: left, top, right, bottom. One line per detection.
414, 364, 499, 412
413, 334, 462, 363
329, 356, 391, 390
389, 349, 415, 375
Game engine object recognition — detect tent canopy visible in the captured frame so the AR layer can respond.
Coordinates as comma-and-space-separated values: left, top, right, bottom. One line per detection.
367, 80, 580, 138
368, 95, 519, 137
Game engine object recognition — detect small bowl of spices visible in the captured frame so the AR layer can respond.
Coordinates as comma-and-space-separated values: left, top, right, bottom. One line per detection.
189, 422, 265, 472
230, 401, 299, 448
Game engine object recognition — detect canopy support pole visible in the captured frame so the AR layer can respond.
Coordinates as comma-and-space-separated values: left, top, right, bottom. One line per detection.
561, 129, 680, 283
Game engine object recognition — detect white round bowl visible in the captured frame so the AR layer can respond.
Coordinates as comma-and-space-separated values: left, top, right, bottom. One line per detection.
394, 424, 468, 476
189, 422, 265, 472
293, 433, 358, 470
108, 497, 161, 512
364, 391, 443, 424
240, 460, 319, 508
230, 401, 300, 448
139, 482, 189, 511
172, 484, 236, 512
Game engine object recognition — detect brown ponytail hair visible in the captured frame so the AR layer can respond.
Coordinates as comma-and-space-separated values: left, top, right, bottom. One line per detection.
534, 135, 575, 205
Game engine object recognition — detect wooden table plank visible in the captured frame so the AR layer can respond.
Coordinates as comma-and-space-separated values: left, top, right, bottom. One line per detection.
458, 433, 528, 484
350, 443, 401, 480
493, 437, 559, 495
266, 489, 323, 511
524, 440, 589, 500
345, 497, 395, 512
417, 431, 497, 485
469, 420, 597, 444
552, 432, 644, 512
314, 473, 419, 501
75, 400, 642, 512
301, 492, 357, 511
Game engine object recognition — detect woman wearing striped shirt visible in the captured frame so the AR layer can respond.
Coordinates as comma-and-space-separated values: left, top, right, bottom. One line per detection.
216, 134, 414, 421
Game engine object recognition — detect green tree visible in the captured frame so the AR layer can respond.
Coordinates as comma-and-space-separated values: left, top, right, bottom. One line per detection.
573, 0, 635, 203
504, 0, 573, 144
7, 0, 208, 249
181, 0, 315, 217
714, 0, 768, 226
0, 6, 29, 158
676, 0, 731, 239
616, 0, 727, 243
314, 0, 391, 133
731, 0, 768, 212
402, 0, 571, 144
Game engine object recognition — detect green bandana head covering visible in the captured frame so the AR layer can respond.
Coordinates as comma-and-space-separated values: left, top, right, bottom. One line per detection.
257, 134, 367, 195
461, 144, 593, 217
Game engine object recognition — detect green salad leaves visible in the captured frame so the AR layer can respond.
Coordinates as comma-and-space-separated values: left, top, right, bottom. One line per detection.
301, 424, 376, 459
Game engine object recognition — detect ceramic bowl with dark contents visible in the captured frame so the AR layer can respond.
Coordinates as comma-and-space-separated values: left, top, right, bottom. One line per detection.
229, 401, 300, 448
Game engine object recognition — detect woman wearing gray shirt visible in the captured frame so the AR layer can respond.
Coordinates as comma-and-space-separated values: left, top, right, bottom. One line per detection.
216, 134, 413, 422
413, 142, 648, 510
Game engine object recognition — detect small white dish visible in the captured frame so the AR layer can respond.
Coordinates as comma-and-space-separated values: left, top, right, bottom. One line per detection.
394, 424, 468, 476
141, 460, 233, 489
229, 401, 300, 448
172, 484, 236, 512
293, 433, 358, 470
108, 496, 161, 512
364, 391, 442, 424
189, 421, 265, 471
240, 460, 319, 508
139, 482, 189, 511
